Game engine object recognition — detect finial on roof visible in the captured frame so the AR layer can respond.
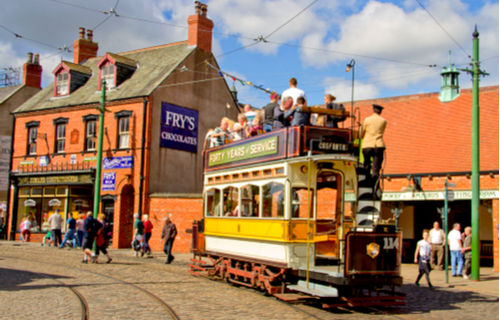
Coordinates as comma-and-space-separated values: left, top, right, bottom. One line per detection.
473, 24, 479, 39
448, 50, 452, 68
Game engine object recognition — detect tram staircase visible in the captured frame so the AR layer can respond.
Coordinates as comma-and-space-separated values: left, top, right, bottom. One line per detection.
355, 166, 382, 231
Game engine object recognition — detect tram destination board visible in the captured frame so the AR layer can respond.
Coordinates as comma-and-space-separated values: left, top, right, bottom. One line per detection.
310, 140, 351, 153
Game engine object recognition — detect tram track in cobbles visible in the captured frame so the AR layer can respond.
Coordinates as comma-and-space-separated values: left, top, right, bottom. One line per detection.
0, 256, 181, 320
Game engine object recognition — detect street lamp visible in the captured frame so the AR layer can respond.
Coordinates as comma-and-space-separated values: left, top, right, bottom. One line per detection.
346, 59, 355, 136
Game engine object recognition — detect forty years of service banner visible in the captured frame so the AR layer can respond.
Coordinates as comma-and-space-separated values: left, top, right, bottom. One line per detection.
208, 136, 278, 167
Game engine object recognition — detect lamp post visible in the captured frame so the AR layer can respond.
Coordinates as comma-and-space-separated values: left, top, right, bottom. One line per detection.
346, 59, 355, 141
92, 80, 106, 220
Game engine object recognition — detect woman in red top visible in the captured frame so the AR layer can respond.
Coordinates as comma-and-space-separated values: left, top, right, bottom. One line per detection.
143, 215, 153, 255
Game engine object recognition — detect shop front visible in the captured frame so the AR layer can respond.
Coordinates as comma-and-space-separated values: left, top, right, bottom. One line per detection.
11, 171, 95, 240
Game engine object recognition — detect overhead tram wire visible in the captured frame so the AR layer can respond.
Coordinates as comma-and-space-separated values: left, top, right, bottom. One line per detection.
36, 0, 108, 14
0, 24, 62, 49
415, 0, 471, 59
264, 0, 318, 39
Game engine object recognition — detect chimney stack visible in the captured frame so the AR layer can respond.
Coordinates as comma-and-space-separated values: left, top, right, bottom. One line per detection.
187, 1, 214, 53
22, 52, 42, 89
73, 27, 98, 64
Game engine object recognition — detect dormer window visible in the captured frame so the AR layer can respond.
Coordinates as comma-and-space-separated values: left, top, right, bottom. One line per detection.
56, 73, 69, 95
52, 61, 92, 97
97, 52, 137, 91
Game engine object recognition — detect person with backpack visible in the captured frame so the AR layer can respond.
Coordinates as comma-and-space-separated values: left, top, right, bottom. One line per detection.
93, 214, 112, 263
133, 213, 144, 257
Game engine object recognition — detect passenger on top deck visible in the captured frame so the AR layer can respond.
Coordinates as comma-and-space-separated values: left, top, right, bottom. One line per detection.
281, 77, 306, 106
273, 96, 293, 130
263, 92, 280, 132
232, 114, 248, 141
284, 97, 309, 126
324, 94, 346, 128
212, 118, 231, 147
247, 114, 263, 137
244, 104, 257, 124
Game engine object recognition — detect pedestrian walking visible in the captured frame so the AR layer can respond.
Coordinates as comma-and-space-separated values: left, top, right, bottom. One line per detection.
414, 229, 434, 289
59, 213, 77, 249
133, 213, 144, 257
448, 223, 464, 277
94, 214, 112, 264
161, 216, 177, 264
462, 226, 472, 279
20, 216, 31, 242
48, 209, 62, 246
429, 221, 446, 270
76, 213, 85, 248
82, 211, 98, 263
143, 215, 153, 255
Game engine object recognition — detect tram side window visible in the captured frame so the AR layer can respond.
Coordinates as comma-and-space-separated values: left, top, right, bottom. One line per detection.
223, 187, 239, 217
206, 188, 221, 217
291, 188, 314, 219
262, 182, 284, 218
240, 185, 260, 218
316, 171, 341, 219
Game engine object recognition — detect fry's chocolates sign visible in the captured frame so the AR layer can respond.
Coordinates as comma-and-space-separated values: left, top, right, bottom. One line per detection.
160, 103, 198, 153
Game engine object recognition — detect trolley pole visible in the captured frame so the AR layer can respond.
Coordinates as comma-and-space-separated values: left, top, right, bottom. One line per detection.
92, 80, 106, 220
459, 25, 489, 281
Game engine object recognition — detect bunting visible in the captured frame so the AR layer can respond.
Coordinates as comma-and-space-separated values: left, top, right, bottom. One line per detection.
205, 62, 273, 95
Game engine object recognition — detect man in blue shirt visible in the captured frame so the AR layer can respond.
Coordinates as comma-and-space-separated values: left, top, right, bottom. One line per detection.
284, 97, 309, 127
59, 213, 77, 249
82, 211, 98, 263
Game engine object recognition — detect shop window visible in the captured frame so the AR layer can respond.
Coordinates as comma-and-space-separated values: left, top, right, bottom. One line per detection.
43, 198, 67, 231
69, 197, 92, 216
17, 198, 41, 232
31, 187, 43, 197
27, 127, 37, 155
240, 185, 260, 218
19, 188, 31, 197
262, 182, 284, 218
205, 188, 221, 217
85, 120, 96, 151
56, 187, 68, 196
118, 117, 130, 149
291, 187, 313, 219
223, 187, 239, 217
70, 187, 93, 197
55, 124, 66, 153
44, 187, 56, 196
56, 72, 69, 96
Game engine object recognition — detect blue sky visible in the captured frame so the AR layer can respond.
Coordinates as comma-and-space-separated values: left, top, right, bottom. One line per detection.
0, 0, 497, 110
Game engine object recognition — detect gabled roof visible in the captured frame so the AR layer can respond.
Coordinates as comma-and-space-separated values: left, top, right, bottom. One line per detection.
99, 52, 137, 68
14, 41, 194, 113
353, 86, 499, 174
0, 84, 23, 104
53, 61, 92, 76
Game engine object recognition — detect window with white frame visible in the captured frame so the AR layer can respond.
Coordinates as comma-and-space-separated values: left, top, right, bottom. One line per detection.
56, 72, 69, 95
102, 65, 115, 89
28, 127, 37, 155
85, 120, 96, 151
56, 124, 66, 153
118, 117, 129, 149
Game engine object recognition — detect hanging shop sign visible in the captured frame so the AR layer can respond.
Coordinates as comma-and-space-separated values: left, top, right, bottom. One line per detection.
382, 189, 499, 201
48, 198, 62, 206
102, 172, 116, 191
18, 174, 93, 185
103, 156, 133, 169
24, 199, 37, 207
160, 102, 199, 153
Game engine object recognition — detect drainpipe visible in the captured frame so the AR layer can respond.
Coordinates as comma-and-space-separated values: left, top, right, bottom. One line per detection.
7, 114, 16, 240
138, 97, 148, 215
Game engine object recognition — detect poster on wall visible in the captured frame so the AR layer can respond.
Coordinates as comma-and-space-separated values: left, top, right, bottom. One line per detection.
103, 156, 133, 169
160, 102, 198, 153
102, 172, 116, 191
0, 136, 11, 191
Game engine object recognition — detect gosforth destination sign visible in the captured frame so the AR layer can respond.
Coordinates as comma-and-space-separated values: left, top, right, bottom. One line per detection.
208, 136, 278, 167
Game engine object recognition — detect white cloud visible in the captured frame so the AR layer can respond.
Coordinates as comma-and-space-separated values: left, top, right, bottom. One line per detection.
323, 76, 380, 103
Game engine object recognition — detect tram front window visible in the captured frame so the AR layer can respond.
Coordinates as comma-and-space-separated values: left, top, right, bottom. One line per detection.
291, 188, 314, 219
262, 182, 284, 218
241, 185, 260, 218
223, 187, 239, 217
206, 188, 221, 217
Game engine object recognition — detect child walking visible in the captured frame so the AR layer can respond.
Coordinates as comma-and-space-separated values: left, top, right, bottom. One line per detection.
414, 229, 434, 289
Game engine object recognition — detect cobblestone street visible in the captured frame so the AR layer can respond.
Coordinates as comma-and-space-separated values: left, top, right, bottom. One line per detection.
0, 242, 498, 320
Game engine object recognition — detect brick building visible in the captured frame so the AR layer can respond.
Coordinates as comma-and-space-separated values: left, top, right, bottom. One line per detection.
6, 3, 239, 253
354, 79, 499, 271
0, 53, 42, 221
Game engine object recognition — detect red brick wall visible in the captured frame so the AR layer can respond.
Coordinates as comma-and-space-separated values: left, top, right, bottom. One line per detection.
494, 199, 499, 272
148, 196, 203, 253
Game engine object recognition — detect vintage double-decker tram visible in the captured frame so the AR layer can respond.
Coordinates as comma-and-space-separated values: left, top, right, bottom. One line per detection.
189, 108, 404, 308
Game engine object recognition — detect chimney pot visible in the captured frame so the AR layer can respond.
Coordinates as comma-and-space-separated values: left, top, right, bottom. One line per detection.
33, 53, 40, 65
195, 1, 201, 14
23, 52, 42, 88
79, 27, 85, 39
87, 29, 93, 42
201, 4, 207, 16
188, 1, 213, 53
27, 52, 33, 63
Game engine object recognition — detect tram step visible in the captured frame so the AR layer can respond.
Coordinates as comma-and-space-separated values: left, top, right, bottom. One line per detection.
287, 280, 338, 298
273, 293, 319, 302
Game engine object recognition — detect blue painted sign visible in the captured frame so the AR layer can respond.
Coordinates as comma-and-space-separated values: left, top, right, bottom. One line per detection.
102, 172, 116, 191
103, 156, 133, 169
160, 102, 198, 153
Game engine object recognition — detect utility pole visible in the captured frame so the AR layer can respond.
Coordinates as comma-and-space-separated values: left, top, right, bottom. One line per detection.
459, 25, 489, 281
92, 80, 107, 220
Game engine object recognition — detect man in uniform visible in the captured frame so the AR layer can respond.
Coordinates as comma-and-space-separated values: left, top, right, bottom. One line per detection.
360, 104, 387, 187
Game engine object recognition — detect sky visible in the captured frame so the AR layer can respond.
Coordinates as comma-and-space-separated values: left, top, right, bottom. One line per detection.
0, 0, 498, 110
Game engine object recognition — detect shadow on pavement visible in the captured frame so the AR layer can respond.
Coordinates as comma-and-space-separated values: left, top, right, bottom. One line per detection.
0, 267, 74, 292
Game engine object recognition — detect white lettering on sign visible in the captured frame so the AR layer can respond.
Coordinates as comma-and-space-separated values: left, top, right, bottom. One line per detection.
161, 131, 197, 145
318, 142, 348, 151
165, 111, 196, 130
383, 237, 399, 250
250, 139, 276, 155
